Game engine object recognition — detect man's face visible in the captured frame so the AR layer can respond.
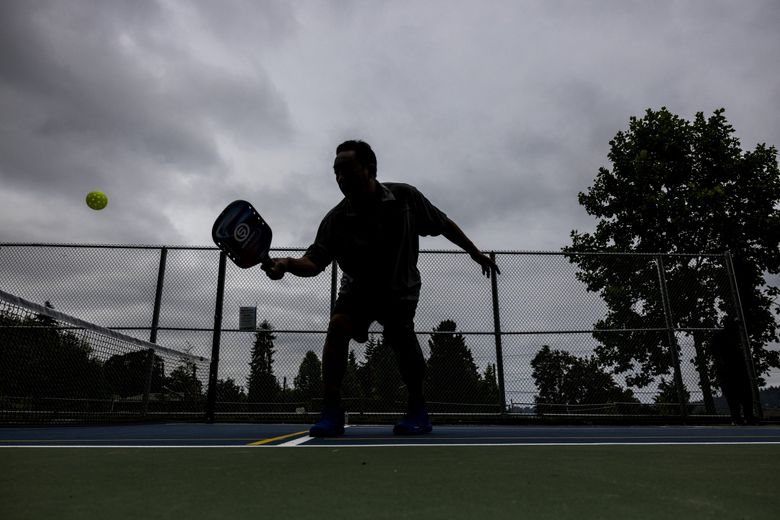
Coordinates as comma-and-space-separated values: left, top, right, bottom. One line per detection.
333, 150, 374, 200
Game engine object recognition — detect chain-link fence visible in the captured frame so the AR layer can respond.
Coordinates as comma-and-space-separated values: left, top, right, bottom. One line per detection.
1, 243, 777, 424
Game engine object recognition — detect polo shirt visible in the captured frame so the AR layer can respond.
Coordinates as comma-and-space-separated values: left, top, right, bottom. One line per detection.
304, 182, 449, 300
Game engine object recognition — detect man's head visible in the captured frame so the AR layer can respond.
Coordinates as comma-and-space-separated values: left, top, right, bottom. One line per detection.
334, 140, 378, 201
336, 140, 377, 177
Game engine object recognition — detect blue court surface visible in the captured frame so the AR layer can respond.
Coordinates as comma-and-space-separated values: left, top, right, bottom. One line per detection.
2, 422, 779, 447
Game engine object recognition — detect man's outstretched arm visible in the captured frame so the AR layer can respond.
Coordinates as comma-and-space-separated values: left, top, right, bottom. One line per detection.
441, 218, 500, 278
262, 256, 322, 280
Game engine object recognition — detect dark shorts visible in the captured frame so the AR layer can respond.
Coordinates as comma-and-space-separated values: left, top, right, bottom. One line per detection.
332, 293, 418, 343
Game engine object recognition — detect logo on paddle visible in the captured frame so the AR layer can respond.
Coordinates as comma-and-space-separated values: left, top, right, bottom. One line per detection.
234, 223, 251, 243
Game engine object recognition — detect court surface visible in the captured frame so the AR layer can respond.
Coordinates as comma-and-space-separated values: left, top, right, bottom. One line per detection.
2, 422, 779, 447
3, 423, 780, 520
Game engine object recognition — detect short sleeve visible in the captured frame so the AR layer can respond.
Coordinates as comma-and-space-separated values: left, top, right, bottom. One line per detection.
410, 187, 449, 236
303, 215, 335, 272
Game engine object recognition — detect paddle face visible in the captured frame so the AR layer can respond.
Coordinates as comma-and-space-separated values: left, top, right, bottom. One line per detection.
212, 200, 273, 269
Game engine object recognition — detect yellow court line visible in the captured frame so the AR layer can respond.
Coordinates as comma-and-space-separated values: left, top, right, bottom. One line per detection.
247, 430, 309, 446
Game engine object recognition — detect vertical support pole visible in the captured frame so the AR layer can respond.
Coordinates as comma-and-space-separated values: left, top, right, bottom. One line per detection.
724, 252, 763, 420
206, 251, 227, 423
655, 256, 687, 420
143, 247, 167, 417
489, 252, 507, 413
150, 247, 168, 344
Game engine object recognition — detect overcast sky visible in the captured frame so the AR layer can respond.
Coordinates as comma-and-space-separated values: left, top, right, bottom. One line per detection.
1, 0, 778, 252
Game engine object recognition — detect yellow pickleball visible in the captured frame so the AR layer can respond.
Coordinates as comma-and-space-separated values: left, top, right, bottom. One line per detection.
86, 191, 108, 210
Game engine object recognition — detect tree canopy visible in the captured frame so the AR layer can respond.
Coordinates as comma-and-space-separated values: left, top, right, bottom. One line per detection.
566, 107, 780, 397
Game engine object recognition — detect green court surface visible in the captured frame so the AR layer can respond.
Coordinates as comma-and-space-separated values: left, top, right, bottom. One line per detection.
2, 445, 778, 519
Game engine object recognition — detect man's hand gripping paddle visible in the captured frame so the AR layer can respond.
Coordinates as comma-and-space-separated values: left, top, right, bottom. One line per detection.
212, 200, 273, 269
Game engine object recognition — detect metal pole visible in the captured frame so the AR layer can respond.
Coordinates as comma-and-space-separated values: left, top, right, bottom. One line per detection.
143, 247, 167, 416
655, 256, 687, 420
205, 251, 227, 423
489, 252, 507, 413
724, 252, 763, 420
150, 247, 168, 344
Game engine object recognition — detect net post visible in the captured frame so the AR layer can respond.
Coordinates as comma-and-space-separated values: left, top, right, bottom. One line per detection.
489, 252, 507, 414
206, 251, 227, 423
655, 255, 688, 420
723, 252, 764, 420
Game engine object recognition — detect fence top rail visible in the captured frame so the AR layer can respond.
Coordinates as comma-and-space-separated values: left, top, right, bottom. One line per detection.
0, 243, 728, 258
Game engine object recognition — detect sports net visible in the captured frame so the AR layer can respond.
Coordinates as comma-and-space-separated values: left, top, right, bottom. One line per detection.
0, 289, 209, 423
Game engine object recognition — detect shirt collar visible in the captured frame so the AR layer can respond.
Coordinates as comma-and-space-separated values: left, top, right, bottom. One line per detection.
345, 182, 395, 216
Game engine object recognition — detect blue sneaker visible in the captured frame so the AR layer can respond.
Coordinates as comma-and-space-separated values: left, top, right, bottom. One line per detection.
309, 406, 345, 437
393, 406, 433, 435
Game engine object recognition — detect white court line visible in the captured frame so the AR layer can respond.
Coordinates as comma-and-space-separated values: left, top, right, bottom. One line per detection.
3, 441, 780, 448
279, 435, 313, 447
277, 425, 354, 447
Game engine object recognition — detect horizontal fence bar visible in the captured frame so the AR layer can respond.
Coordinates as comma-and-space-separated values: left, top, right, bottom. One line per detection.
103, 327, 725, 335
0, 243, 728, 258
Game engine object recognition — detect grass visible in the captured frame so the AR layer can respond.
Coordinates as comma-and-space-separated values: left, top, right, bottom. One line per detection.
1, 445, 778, 519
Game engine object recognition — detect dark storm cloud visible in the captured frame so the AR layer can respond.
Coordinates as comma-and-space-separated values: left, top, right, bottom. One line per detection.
0, 0, 295, 244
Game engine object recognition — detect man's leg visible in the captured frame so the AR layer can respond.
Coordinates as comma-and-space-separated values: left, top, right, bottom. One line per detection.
382, 301, 432, 435
384, 320, 426, 409
321, 313, 354, 407
309, 313, 354, 437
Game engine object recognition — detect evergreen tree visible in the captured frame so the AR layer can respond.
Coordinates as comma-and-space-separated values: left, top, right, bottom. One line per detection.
425, 320, 481, 404
357, 335, 403, 407
341, 350, 363, 400
294, 350, 322, 401
246, 320, 281, 402
479, 363, 500, 406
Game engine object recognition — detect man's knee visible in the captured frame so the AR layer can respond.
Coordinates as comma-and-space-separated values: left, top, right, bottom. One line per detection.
327, 313, 354, 341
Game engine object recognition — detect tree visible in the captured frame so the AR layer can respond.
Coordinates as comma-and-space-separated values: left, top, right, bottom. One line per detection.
425, 320, 481, 404
216, 378, 246, 402
166, 360, 203, 400
566, 107, 780, 405
246, 320, 281, 402
357, 335, 403, 407
294, 350, 322, 402
341, 350, 363, 401
0, 303, 106, 399
531, 345, 638, 413
479, 363, 500, 406
103, 350, 164, 398
654, 377, 691, 415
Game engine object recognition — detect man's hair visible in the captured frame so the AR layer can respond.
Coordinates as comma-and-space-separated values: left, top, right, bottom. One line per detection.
336, 140, 377, 176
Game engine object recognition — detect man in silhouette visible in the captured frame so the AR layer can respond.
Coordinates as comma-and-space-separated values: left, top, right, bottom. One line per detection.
710, 317, 756, 425
263, 140, 499, 436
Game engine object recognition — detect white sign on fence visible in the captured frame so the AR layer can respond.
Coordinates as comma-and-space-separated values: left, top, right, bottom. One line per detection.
239, 306, 257, 331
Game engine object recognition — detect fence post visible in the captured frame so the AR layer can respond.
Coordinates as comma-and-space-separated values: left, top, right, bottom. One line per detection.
655, 256, 688, 420
143, 247, 167, 417
205, 251, 227, 423
724, 252, 764, 420
489, 252, 507, 413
